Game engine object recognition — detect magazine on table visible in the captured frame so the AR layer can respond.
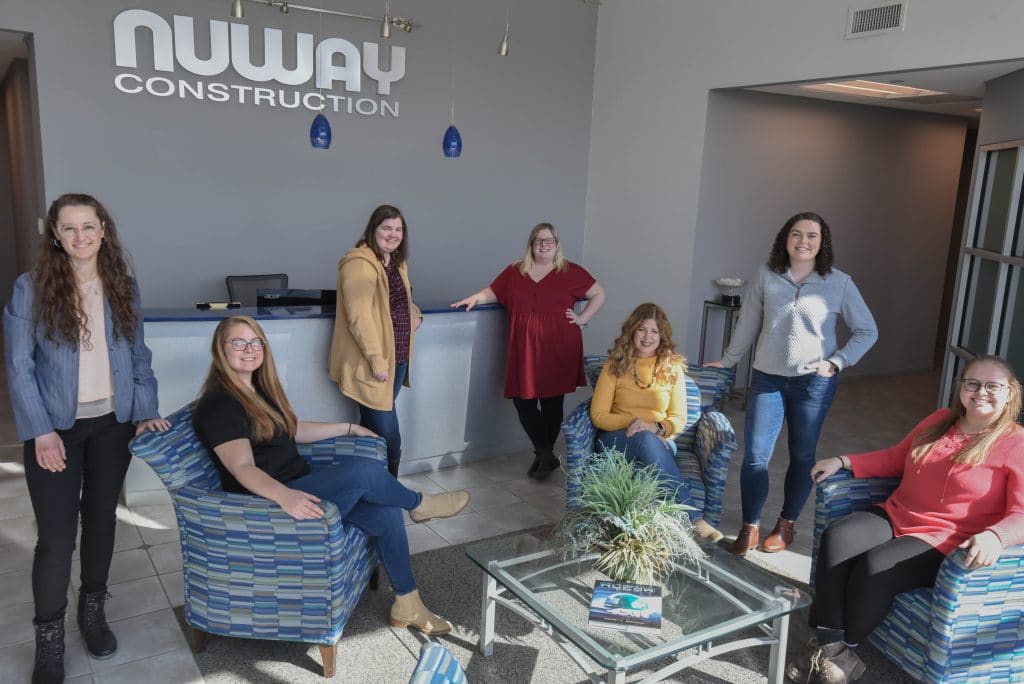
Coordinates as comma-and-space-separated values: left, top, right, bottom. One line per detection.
588, 580, 662, 634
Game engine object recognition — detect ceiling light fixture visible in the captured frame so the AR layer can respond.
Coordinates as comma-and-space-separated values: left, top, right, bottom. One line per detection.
228, 0, 420, 33
498, 0, 510, 56
799, 79, 947, 99
381, 0, 392, 38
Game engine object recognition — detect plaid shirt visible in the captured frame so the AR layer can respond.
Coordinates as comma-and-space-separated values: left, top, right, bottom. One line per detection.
384, 261, 411, 363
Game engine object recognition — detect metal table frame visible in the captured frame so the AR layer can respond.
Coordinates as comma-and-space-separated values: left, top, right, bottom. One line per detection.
476, 547, 799, 683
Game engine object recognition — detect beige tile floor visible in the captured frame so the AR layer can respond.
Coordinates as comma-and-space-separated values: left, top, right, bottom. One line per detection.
0, 361, 939, 683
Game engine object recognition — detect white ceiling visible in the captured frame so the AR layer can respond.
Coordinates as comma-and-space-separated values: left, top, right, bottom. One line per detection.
0, 29, 28, 82
747, 60, 1024, 119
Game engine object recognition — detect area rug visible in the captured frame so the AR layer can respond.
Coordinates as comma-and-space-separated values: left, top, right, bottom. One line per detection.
176, 526, 914, 683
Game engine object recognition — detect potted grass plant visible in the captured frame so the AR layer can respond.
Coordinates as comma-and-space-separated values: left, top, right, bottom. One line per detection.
561, 448, 704, 583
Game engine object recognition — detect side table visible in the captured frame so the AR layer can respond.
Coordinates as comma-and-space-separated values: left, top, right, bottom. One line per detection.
697, 299, 753, 409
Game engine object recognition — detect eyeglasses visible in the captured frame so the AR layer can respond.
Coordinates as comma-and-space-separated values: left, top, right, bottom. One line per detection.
533, 238, 557, 246
227, 337, 264, 352
960, 378, 1008, 394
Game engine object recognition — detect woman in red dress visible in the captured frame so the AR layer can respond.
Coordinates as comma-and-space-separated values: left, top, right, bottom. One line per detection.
452, 222, 605, 479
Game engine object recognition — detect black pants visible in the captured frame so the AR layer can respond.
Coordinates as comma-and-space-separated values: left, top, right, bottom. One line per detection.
23, 413, 135, 622
511, 395, 565, 451
814, 507, 945, 643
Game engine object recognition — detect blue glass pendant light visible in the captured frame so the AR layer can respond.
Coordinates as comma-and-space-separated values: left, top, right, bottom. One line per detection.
310, 113, 332, 149
442, 124, 462, 158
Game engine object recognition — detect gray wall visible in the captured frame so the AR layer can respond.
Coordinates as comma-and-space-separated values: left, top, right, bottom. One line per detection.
688, 90, 967, 377
584, 1, 1024, 359
0, 0, 597, 305
978, 67, 1024, 145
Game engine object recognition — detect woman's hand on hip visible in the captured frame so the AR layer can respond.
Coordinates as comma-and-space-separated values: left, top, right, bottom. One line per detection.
811, 457, 844, 483
565, 309, 586, 327
959, 530, 1002, 568
136, 417, 171, 435
278, 488, 324, 520
35, 432, 67, 472
804, 360, 837, 377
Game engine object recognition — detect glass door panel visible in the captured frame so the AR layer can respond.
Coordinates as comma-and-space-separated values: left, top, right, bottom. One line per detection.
1002, 266, 1024, 374
958, 257, 1001, 354
974, 147, 1018, 252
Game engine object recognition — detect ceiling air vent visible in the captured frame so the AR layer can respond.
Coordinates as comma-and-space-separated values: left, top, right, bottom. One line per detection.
846, 2, 907, 39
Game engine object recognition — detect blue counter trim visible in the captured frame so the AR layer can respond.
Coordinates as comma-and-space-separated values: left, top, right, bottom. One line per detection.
143, 302, 503, 322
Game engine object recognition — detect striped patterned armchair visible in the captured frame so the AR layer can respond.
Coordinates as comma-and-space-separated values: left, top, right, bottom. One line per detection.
129, 402, 383, 678
563, 355, 737, 528
811, 471, 1024, 683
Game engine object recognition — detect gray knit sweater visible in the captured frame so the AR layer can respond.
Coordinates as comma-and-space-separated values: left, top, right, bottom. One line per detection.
720, 264, 878, 376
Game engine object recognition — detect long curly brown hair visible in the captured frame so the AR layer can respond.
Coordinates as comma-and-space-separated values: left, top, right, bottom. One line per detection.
35, 194, 139, 348
767, 211, 834, 276
606, 302, 685, 384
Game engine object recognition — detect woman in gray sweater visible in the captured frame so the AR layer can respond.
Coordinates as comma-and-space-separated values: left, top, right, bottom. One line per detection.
708, 211, 877, 556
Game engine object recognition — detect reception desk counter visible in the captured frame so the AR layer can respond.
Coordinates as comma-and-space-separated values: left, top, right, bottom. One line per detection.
127, 302, 586, 505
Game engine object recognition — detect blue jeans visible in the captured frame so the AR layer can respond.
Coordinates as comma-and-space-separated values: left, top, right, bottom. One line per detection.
596, 429, 701, 521
288, 456, 421, 594
358, 361, 407, 475
741, 369, 838, 525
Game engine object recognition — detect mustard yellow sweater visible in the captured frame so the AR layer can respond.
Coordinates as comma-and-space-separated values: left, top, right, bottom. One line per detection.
590, 357, 686, 437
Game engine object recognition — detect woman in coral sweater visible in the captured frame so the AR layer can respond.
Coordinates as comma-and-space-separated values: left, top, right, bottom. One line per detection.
590, 302, 722, 543
787, 355, 1024, 684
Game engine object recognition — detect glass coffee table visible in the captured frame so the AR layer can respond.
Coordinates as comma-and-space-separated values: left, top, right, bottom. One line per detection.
466, 532, 810, 683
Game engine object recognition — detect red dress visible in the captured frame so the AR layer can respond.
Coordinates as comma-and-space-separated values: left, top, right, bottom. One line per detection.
490, 262, 596, 399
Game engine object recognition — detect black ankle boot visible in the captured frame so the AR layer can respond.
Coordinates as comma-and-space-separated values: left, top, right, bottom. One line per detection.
78, 590, 117, 659
532, 448, 560, 481
32, 616, 65, 684
527, 450, 541, 477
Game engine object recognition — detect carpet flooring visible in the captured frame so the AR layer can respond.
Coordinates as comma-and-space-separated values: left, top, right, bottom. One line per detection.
178, 526, 915, 683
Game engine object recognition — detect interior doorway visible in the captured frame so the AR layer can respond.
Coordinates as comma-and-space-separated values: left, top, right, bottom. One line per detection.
0, 28, 43, 308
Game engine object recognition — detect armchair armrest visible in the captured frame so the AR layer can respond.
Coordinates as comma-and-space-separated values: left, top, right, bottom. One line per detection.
297, 435, 387, 468
810, 474, 900, 586
173, 485, 346, 542
562, 398, 596, 507
692, 410, 738, 528
926, 544, 1024, 679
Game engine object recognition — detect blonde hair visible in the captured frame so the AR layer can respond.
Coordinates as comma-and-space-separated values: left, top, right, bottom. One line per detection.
911, 355, 1023, 467
198, 315, 297, 443
517, 222, 568, 274
606, 302, 685, 385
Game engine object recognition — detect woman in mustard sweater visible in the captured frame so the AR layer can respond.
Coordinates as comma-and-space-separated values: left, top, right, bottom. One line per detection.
329, 205, 423, 476
590, 303, 722, 542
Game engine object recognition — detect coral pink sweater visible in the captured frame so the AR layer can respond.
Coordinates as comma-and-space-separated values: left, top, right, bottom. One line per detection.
849, 408, 1024, 554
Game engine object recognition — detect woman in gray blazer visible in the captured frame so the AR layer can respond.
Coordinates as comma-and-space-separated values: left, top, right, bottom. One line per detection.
3, 193, 168, 684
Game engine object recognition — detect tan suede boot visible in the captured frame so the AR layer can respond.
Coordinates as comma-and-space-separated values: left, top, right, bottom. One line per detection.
692, 518, 724, 543
389, 590, 453, 635
409, 491, 470, 523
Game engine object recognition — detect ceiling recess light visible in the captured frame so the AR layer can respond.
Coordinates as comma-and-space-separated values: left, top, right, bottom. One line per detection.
799, 79, 947, 99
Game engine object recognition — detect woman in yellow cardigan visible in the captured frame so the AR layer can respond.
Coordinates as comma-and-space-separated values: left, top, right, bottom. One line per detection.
329, 205, 422, 476
591, 303, 722, 542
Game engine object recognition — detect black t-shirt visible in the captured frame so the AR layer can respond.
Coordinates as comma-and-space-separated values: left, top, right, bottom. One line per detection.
193, 384, 311, 494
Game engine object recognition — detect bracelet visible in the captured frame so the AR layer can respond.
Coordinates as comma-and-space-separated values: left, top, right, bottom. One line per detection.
840, 455, 850, 469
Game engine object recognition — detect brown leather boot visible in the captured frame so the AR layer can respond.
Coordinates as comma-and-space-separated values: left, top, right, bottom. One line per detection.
728, 523, 759, 556
761, 517, 796, 553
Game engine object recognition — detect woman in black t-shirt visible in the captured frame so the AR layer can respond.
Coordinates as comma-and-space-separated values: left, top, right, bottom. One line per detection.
193, 315, 470, 635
